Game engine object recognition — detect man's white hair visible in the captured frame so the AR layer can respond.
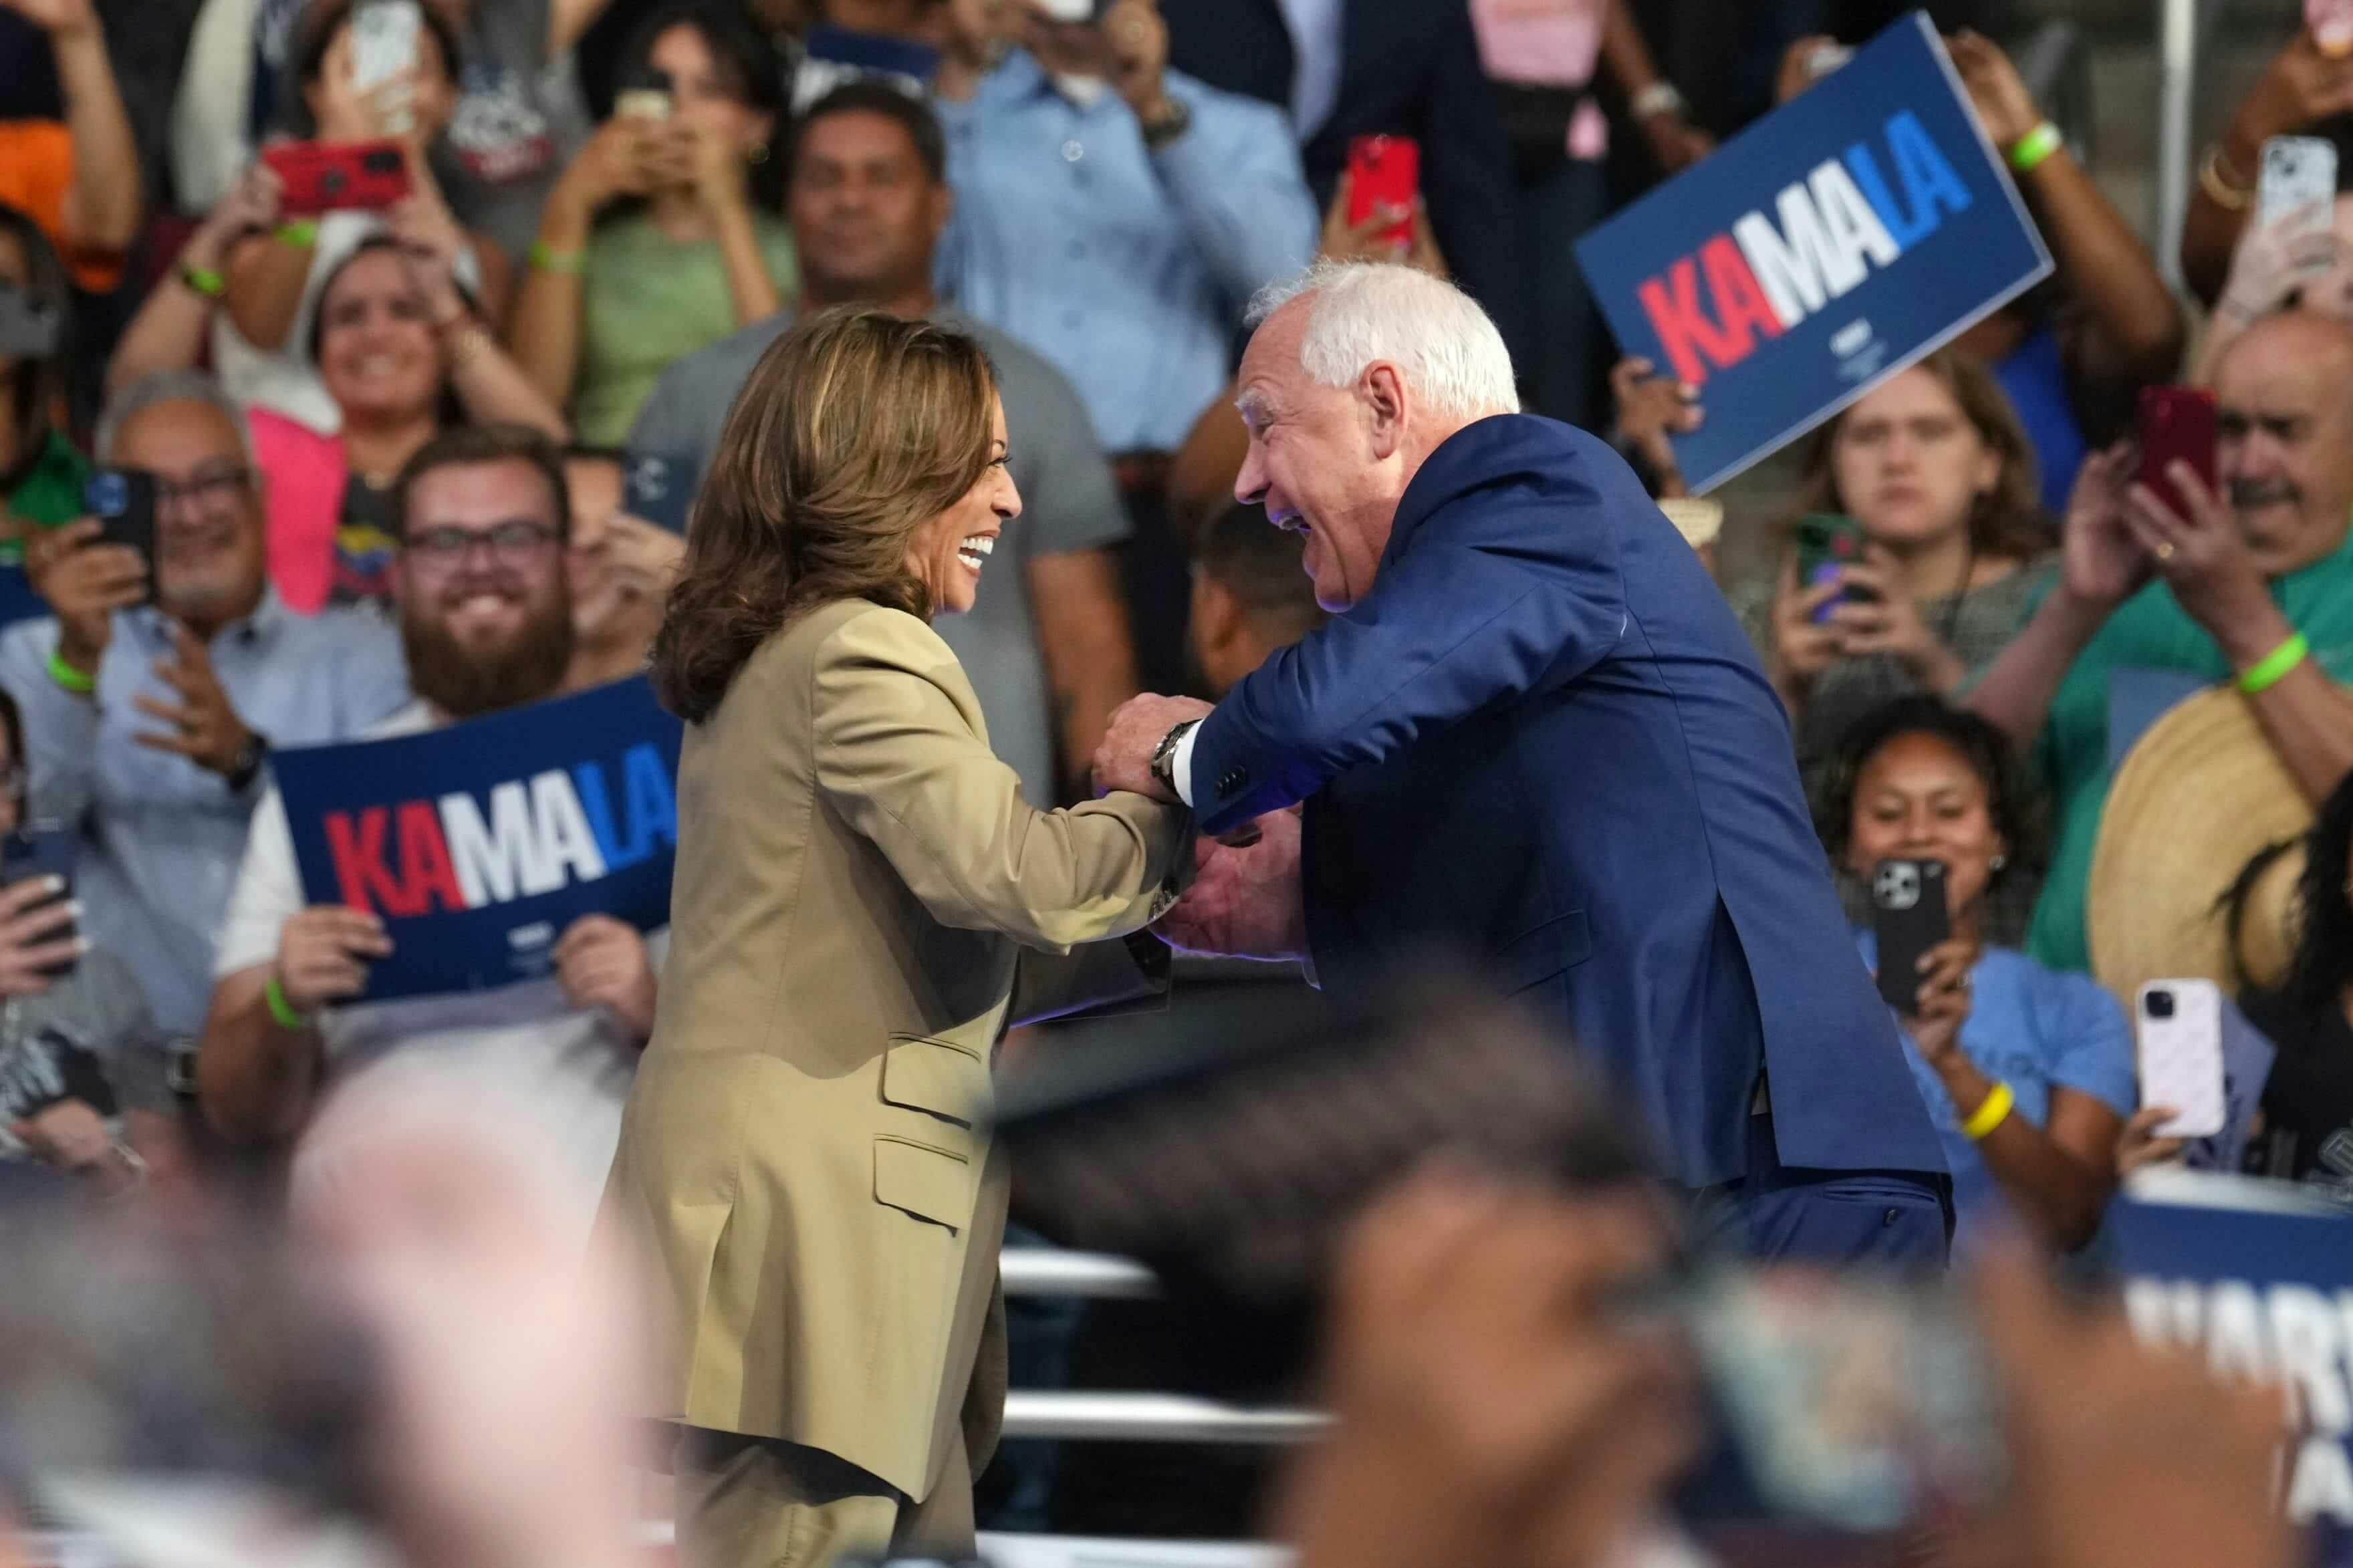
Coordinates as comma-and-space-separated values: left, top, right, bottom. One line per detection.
1246, 261, 1519, 420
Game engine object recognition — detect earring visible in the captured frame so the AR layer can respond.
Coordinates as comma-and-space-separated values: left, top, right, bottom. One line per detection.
1991, 854, 2007, 870
747, 141, 769, 165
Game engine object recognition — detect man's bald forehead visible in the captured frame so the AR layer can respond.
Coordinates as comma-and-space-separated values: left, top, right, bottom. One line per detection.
2215, 309, 2353, 396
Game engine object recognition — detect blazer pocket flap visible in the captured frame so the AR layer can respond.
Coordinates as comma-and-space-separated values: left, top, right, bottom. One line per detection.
881, 1034, 989, 1127
874, 1136, 972, 1229
1496, 909, 1594, 993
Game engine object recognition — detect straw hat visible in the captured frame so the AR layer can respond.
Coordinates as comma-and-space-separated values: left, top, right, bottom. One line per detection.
2087, 685, 2310, 1004
1658, 497, 1723, 550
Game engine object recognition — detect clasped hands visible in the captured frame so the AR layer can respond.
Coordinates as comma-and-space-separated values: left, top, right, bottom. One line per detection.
1093, 692, 1306, 964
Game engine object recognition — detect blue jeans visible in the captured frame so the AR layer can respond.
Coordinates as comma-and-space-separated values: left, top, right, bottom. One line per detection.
1693, 1109, 1953, 1269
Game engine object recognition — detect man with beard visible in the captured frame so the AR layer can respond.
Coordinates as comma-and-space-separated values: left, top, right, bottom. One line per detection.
198, 425, 662, 1246
1969, 310, 2353, 973
1, 372, 410, 1042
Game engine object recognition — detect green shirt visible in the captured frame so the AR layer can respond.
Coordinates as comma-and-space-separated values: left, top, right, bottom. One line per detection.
574, 209, 798, 448
2023, 529, 2353, 973
0, 428, 92, 561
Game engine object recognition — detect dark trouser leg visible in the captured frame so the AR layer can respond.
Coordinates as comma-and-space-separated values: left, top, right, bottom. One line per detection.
1694, 1110, 1953, 1270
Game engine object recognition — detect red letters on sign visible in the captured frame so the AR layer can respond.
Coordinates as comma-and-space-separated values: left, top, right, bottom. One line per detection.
324, 802, 465, 918
1635, 239, 1785, 387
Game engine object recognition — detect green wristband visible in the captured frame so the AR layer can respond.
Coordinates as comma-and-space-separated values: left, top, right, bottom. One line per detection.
2009, 121, 2063, 173
274, 219, 320, 249
2239, 632, 2310, 694
529, 241, 586, 274
46, 647, 95, 694
264, 973, 314, 1030
180, 261, 227, 297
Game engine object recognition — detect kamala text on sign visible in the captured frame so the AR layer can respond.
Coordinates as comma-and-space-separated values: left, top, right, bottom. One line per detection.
1574, 11, 2050, 495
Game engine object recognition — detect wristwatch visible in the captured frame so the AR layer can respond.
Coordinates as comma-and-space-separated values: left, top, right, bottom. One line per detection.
226, 729, 271, 793
1138, 94, 1193, 150
1149, 719, 1198, 796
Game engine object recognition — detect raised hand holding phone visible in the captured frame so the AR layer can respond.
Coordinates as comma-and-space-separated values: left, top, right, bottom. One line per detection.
25, 517, 147, 675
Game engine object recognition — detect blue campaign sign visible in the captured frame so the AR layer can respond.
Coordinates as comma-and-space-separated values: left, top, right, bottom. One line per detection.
271, 676, 683, 1003
2114, 1177, 2353, 1557
1573, 12, 2052, 495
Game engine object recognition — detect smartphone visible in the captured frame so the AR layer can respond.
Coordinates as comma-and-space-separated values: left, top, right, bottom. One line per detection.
1792, 513, 1867, 625
2257, 134, 2338, 229
262, 140, 413, 217
1870, 858, 1949, 1015
622, 451, 696, 535
84, 469, 156, 605
1346, 135, 1420, 251
2311, 0, 2353, 58
614, 63, 672, 122
0, 825, 78, 980
350, 0, 422, 134
0, 281, 61, 359
1683, 1267, 2004, 1533
2137, 978, 2225, 1140
2135, 386, 2218, 522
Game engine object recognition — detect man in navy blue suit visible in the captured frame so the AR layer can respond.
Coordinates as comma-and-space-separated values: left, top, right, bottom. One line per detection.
1092, 261, 1949, 1265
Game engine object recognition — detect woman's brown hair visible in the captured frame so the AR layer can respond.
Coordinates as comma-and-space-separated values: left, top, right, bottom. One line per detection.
650, 307, 998, 723
1783, 348, 2052, 563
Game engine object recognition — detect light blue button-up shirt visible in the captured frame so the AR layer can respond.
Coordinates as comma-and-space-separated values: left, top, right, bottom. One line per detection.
0, 594, 410, 1036
937, 51, 1320, 454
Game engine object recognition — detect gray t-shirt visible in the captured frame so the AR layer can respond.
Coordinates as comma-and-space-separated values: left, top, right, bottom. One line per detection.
432, 0, 593, 266
629, 305, 1129, 807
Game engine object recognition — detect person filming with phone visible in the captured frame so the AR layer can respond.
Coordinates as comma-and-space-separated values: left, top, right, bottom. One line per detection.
0, 374, 408, 1045
1823, 698, 2134, 1255
507, 1, 795, 447
1969, 311, 2353, 977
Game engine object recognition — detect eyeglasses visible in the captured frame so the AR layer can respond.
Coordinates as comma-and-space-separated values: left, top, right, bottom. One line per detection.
154, 467, 253, 511
404, 521, 562, 571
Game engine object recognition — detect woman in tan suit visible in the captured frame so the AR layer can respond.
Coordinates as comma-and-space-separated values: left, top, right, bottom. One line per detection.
599, 309, 1190, 1567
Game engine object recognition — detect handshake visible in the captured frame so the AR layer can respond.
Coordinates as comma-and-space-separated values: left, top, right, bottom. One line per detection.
1092, 692, 1307, 965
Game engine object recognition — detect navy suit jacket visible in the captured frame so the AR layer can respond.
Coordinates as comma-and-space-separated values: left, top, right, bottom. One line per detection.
1189, 416, 1945, 1189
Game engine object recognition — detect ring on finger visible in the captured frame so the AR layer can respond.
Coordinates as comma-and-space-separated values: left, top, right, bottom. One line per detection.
2154, 541, 2177, 563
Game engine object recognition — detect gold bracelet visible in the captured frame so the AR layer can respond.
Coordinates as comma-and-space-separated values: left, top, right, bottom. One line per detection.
2201, 144, 2253, 211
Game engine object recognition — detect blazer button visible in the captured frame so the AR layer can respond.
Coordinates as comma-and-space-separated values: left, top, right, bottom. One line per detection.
1218, 768, 1246, 794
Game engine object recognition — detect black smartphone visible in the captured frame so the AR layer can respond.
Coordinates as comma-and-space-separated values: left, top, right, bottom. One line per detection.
1, 825, 78, 980
85, 469, 158, 603
0, 281, 61, 358
622, 450, 696, 535
1871, 858, 1950, 1014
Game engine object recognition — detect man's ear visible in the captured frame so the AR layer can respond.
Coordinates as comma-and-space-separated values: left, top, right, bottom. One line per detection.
1362, 362, 1407, 461
1192, 571, 1240, 659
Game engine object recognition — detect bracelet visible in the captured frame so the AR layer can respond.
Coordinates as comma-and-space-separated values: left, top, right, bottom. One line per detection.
2200, 144, 2253, 211
273, 219, 320, 249
529, 241, 586, 274
2009, 121, 2064, 174
179, 261, 226, 298
264, 972, 314, 1030
1961, 1080, 2016, 1142
46, 647, 95, 695
2239, 631, 2310, 694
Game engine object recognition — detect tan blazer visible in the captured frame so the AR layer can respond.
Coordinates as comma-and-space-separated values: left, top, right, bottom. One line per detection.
599, 600, 1188, 1504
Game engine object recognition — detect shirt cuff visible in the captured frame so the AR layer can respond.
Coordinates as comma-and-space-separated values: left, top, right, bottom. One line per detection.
1171, 721, 1200, 809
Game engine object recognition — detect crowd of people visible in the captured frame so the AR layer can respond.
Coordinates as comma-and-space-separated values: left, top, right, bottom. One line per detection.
0, 0, 2347, 1562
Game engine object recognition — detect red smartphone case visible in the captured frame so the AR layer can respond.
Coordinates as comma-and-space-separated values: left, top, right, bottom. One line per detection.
1346, 135, 1420, 251
2136, 386, 2219, 519
263, 140, 413, 217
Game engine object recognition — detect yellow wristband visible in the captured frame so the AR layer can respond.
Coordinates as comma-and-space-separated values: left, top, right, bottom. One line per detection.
2239, 632, 2309, 694
2008, 121, 2063, 174
46, 647, 95, 694
1961, 1080, 2016, 1142
529, 241, 586, 274
264, 973, 314, 1030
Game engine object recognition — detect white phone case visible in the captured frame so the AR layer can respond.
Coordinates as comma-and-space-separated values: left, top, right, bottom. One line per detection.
351, 0, 423, 92
2258, 135, 2338, 229
2136, 978, 2225, 1140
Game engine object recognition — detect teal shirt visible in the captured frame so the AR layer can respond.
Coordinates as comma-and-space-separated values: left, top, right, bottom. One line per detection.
2023, 529, 2353, 973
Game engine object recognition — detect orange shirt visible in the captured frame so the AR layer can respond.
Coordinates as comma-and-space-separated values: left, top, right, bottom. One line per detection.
0, 119, 124, 291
